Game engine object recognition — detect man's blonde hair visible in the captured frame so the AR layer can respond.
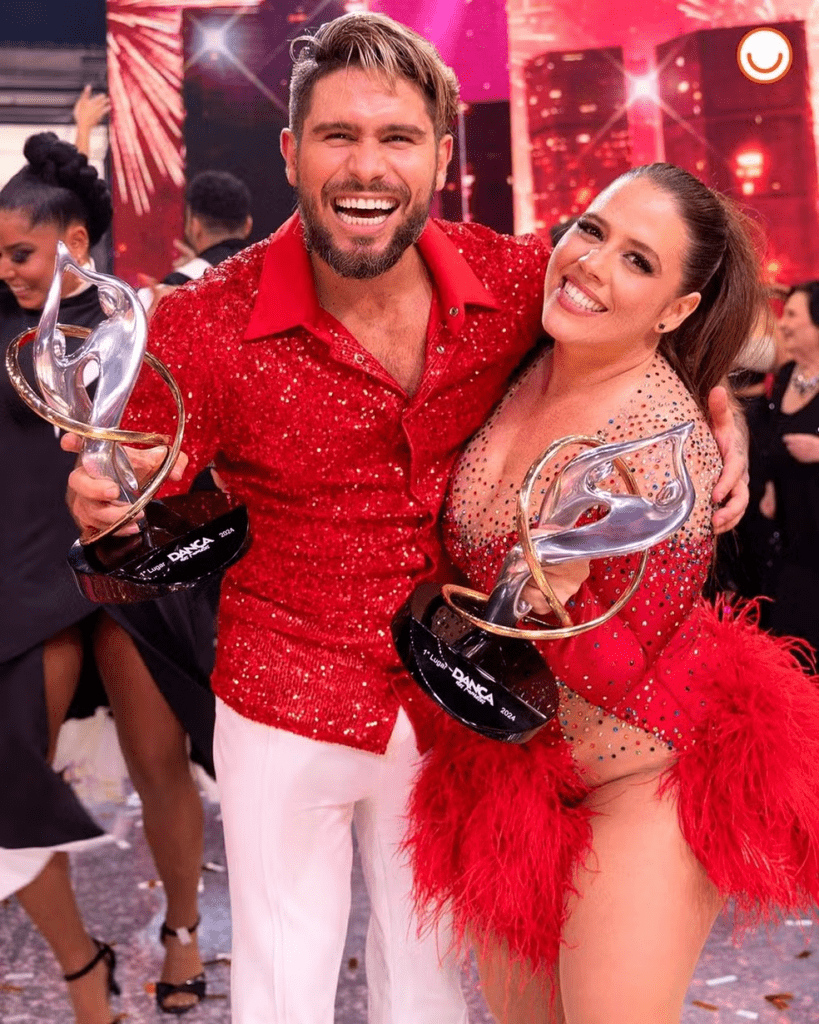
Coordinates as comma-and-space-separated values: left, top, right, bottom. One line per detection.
289, 12, 459, 141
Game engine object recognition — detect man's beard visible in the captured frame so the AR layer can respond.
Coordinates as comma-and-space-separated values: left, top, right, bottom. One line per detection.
297, 180, 434, 280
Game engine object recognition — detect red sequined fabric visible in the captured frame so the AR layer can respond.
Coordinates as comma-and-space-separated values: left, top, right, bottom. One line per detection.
124, 214, 548, 752
405, 351, 819, 973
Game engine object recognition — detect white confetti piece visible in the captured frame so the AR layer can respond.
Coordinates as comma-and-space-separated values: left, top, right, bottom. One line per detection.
4, 972, 33, 981
706, 974, 738, 986
736, 1012, 758, 1020
785, 919, 813, 926
116, 839, 132, 850
138, 879, 164, 890
203, 861, 226, 873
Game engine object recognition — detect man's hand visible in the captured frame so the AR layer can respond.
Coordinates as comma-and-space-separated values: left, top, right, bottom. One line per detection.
73, 84, 110, 158
782, 432, 819, 463
61, 432, 188, 538
171, 239, 197, 269
708, 384, 749, 534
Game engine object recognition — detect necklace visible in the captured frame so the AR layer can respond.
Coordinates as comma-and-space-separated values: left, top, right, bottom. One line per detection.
792, 367, 819, 395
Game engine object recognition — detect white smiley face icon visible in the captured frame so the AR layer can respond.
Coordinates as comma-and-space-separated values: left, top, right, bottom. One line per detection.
737, 27, 793, 84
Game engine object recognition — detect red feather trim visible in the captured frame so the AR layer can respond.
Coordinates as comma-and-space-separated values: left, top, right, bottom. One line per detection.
403, 598, 819, 975
665, 599, 819, 927
404, 718, 592, 973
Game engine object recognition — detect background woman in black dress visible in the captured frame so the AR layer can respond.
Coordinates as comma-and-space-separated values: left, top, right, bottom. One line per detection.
760, 280, 819, 662
0, 133, 216, 1020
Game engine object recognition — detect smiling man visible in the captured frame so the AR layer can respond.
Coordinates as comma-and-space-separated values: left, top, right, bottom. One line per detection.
65, 12, 748, 1024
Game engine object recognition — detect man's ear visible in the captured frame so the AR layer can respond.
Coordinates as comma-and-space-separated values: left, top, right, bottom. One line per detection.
435, 133, 453, 192
281, 128, 297, 188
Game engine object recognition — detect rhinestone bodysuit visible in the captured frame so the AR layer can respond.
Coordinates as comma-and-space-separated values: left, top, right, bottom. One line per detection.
442, 348, 720, 780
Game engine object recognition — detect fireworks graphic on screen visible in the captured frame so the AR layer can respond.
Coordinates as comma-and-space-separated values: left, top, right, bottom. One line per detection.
107, 0, 261, 215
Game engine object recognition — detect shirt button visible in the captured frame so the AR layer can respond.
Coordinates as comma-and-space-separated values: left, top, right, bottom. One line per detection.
436, 345, 445, 354
354, 353, 364, 364
448, 306, 459, 317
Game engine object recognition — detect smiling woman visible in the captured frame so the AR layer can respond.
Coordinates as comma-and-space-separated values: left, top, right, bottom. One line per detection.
0, 132, 219, 1020
403, 163, 819, 1024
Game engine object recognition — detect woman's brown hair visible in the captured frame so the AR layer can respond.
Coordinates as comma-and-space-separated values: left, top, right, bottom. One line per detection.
618, 163, 769, 411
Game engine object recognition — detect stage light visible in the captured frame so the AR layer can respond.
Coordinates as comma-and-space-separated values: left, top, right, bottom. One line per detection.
735, 149, 764, 183
627, 72, 659, 105
200, 24, 228, 56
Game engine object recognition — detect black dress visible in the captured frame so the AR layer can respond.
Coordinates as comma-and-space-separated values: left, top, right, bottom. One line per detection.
0, 283, 218, 856
765, 362, 819, 658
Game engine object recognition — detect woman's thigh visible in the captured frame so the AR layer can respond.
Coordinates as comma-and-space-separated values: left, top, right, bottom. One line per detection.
558, 768, 722, 1024
93, 613, 188, 779
42, 624, 84, 762
475, 935, 565, 1024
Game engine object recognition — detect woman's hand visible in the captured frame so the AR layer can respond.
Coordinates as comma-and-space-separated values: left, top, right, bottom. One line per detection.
759, 480, 776, 520
782, 432, 819, 463
519, 558, 591, 617
60, 432, 188, 538
708, 384, 749, 534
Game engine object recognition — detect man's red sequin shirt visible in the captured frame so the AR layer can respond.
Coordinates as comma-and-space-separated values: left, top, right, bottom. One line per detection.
125, 214, 548, 753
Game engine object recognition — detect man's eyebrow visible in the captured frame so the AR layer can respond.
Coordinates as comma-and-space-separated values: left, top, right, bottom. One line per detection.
310, 121, 356, 134
584, 213, 662, 267
309, 121, 427, 139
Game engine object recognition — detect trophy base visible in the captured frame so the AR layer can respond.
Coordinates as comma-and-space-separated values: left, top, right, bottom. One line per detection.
392, 582, 559, 743
68, 491, 251, 603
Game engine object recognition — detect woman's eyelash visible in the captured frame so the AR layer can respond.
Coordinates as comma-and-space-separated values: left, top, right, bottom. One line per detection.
630, 253, 653, 273
577, 219, 602, 238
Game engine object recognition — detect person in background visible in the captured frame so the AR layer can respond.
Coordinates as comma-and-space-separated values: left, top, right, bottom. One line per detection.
758, 281, 819, 662
0, 133, 216, 1021
137, 170, 253, 314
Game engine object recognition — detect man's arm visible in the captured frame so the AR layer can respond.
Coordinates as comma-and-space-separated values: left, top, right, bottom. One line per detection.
708, 384, 749, 534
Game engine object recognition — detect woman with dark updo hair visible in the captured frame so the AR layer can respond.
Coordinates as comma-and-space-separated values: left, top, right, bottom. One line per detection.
0, 133, 215, 1020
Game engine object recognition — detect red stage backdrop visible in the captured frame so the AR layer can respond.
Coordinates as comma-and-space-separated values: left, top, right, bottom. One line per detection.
507, 0, 819, 282
107, 0, 819, 285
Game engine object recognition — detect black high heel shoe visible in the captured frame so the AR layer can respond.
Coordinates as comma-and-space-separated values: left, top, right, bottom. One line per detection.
63, 938, 121, 1021
156, 918, 206, 1016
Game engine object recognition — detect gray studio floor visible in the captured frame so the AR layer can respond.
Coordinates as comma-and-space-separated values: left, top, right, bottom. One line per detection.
2, 780, 818, 1023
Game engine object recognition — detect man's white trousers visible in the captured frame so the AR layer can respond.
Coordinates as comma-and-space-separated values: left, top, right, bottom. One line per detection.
214, 698, 468, 1024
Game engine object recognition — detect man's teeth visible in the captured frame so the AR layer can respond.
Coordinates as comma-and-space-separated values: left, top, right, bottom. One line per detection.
336, 197, 396, 210
334, 197, 397, 226
562, 280, 606, 312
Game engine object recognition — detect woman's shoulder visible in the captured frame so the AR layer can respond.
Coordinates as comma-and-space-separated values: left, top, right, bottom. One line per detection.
620, 353, 712, 439
619, 354, 720, 521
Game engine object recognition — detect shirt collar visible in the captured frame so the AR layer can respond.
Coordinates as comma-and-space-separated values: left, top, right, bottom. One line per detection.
243, 213, 500, 341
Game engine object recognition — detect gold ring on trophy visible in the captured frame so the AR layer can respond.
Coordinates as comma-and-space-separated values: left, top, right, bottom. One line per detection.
442, 434, 649, 640
6, 324, 186, 544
